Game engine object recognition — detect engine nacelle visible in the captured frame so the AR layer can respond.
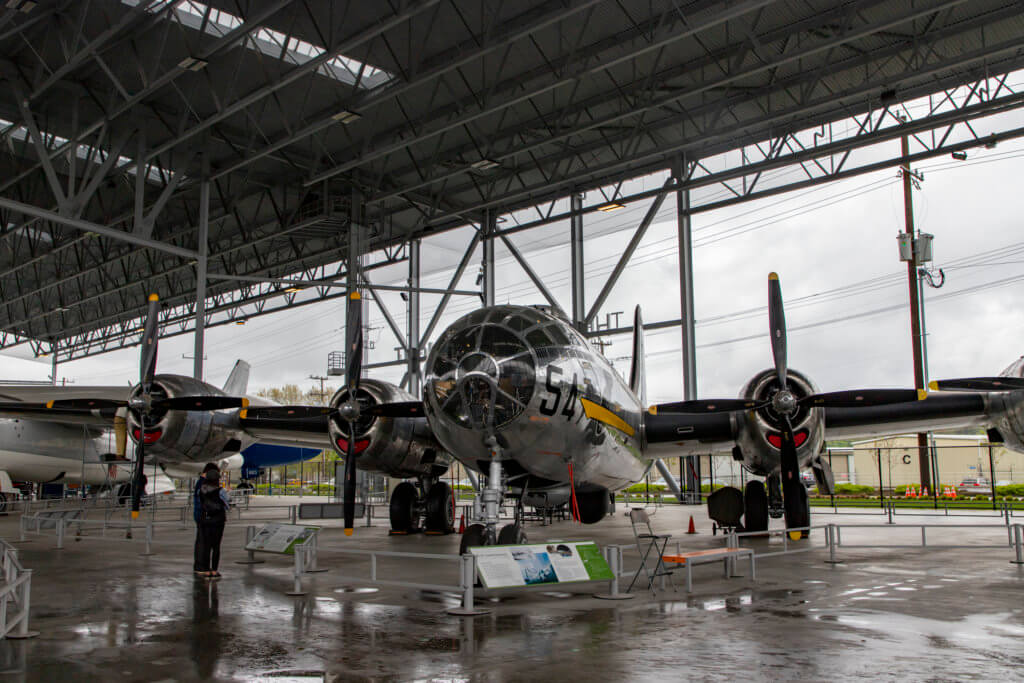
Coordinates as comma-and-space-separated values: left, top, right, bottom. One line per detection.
732, 368, 825, 477
989, 356, 1024, 454
126, 375, 240, 463
328, 379, 450, 479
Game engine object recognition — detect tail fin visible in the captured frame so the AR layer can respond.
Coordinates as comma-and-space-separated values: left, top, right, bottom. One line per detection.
629, 306, 646, 407
222, 360, 250, 396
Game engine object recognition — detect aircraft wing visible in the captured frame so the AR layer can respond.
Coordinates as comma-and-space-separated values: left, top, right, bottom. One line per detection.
644, 391, 995, 454
0, 385, 128, 426
237, 409, 334, 450
822, 392, 990, 440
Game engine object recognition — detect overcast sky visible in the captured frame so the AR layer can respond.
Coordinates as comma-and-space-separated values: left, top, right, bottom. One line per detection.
4, 94, 1024, 408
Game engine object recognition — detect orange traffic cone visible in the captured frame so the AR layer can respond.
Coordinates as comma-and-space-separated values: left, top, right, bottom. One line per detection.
458, 513, 465, 534
922, 487, 929, 497
686, 515, 697, 534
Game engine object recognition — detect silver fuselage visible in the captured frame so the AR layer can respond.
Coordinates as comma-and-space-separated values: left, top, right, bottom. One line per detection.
423, 305, 649, 492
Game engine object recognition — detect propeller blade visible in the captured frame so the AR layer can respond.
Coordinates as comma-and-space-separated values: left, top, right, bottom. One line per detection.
346, 291, 363, 393
154, 396, 250, 411
801, 389, 924, 408
239, 406, 336, 421
929, 377, 1024, 392
778, 415, 807, 537
366, 401, 424, 418
45, 398, 127, 411
768, 273, 787, 389
139, 294, 161, 386
131, 417, 145, 518
650, 398, 764, 414
343, 422, 357, 536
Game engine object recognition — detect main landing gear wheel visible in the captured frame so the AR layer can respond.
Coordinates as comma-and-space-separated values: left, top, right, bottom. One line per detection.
425, 481, 455, 533
389, 481, 419, 533
116, 483, 131, 506
497, 523, 527, 545
743, 480, 769, 536
460, 523, 487, 556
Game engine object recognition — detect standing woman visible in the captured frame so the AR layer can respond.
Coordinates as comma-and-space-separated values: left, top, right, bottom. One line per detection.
196, 467, 231, 578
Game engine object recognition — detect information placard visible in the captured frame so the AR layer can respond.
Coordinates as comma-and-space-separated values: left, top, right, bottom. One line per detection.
244, 523, 320, 555
470, 541, 612, 588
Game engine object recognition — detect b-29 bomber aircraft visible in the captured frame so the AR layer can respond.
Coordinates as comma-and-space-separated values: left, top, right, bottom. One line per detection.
3, 275, 1022, 549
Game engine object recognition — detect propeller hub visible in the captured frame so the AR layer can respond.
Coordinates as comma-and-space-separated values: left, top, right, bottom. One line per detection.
772, 389, 798, 416
338, 400, 360, 422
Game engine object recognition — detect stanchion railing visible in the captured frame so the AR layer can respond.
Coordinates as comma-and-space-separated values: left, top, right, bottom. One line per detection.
0, 539, 37, 639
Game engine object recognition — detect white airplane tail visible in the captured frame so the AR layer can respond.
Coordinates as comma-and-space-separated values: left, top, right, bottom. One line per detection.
222, 360, 250, 396
629, 305, 646, 407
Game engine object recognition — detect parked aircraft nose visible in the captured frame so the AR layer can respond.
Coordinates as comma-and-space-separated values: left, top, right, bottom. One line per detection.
426, 315, 536, 432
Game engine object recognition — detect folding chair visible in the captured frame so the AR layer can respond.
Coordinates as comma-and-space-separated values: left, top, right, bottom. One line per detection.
626, 508, 675, 594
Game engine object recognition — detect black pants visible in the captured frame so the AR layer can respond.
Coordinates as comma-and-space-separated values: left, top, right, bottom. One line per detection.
196, 521, 225, 572
193, 523, 201, 571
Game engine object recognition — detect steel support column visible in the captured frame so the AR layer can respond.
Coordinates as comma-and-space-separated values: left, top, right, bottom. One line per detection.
674, 155, 699, 498
482, 210, 496, 307
349, 189, 365, 375
408, 239, 421, 396
570, 192, 585, 331
50, 342, 57, 385
193, 177, 209, 381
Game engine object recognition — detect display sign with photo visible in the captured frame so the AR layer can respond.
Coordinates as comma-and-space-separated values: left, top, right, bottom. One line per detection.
470, 541, 613, 588
244, 523, 320, 555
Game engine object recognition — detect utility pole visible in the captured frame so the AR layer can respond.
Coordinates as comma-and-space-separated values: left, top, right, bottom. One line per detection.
899, 131, 931, 490
309, 375, 328, 405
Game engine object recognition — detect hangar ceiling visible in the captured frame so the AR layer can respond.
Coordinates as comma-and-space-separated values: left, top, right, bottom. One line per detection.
2, 0, 1024, 361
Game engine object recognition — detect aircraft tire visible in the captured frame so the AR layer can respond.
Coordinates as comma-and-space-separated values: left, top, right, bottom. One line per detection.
389, 481, 419, 532
460, 523, 487, 555
116, 483, 132, 506
0, 493, 7, 513
425, 481, 455, 532
575, 488, 611, 524
744, 480, 769, 535
497, 523, 527, 545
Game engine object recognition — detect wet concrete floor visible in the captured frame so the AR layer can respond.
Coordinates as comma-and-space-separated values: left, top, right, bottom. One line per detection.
1, 499, 1022, 681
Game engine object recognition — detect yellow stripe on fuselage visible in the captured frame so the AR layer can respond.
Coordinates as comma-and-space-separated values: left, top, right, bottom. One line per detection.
580, 398, 635, 437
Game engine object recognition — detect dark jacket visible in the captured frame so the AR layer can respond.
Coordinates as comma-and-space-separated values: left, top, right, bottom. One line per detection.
198, 482, 227, 524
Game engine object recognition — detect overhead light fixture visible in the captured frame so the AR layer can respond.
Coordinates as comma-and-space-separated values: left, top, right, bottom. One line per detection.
235, 319, 247, 326
597, 201, 626, 212
6, 0, 35, 12
178, 56, 209, 72
985, 138, 998, 149
284, 287, 303, 293
331, 109, 361, 124
951, 151, 967, 161
471, 159, 500, 171
54, 306, 69, 312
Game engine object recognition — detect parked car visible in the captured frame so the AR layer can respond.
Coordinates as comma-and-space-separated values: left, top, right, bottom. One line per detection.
801, 472, 816, 490
956, 477, 992, 496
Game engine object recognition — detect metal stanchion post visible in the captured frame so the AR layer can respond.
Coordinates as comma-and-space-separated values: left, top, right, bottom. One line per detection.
236, 525, 265, 564
56, 519, 64, 550
290, 506, 297, 524
825, 524, 842, 564
447, 554, 491, 616
140, 522, 154, 556
7, 570, 39, 639
1011, 525, 1024, 566
304, 534, 327, 573
887, 502, 894, 525
365, 503, 371, 527
595, 545, 634, 600
285, 546, 307, 596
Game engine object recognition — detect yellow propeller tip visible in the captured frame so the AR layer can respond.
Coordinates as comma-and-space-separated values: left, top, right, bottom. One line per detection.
769, 272, 779, 280
788, 530, 802, 541
46, 400, 54, 409
349, 292, 361, 300
927, 381, 939, 391
918, 389, 929, 401
648, 406, 657, 415
241, 398, 249, 408
131, 511, 139, 519
238, 409, 248, 419
344, 528, 353, 536
148, 293, 159, 302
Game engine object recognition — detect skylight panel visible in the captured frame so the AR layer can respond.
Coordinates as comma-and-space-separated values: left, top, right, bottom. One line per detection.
124, 0, 393, 89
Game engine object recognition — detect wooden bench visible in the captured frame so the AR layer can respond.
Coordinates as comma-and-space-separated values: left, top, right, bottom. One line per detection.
662, 547, 755, 592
